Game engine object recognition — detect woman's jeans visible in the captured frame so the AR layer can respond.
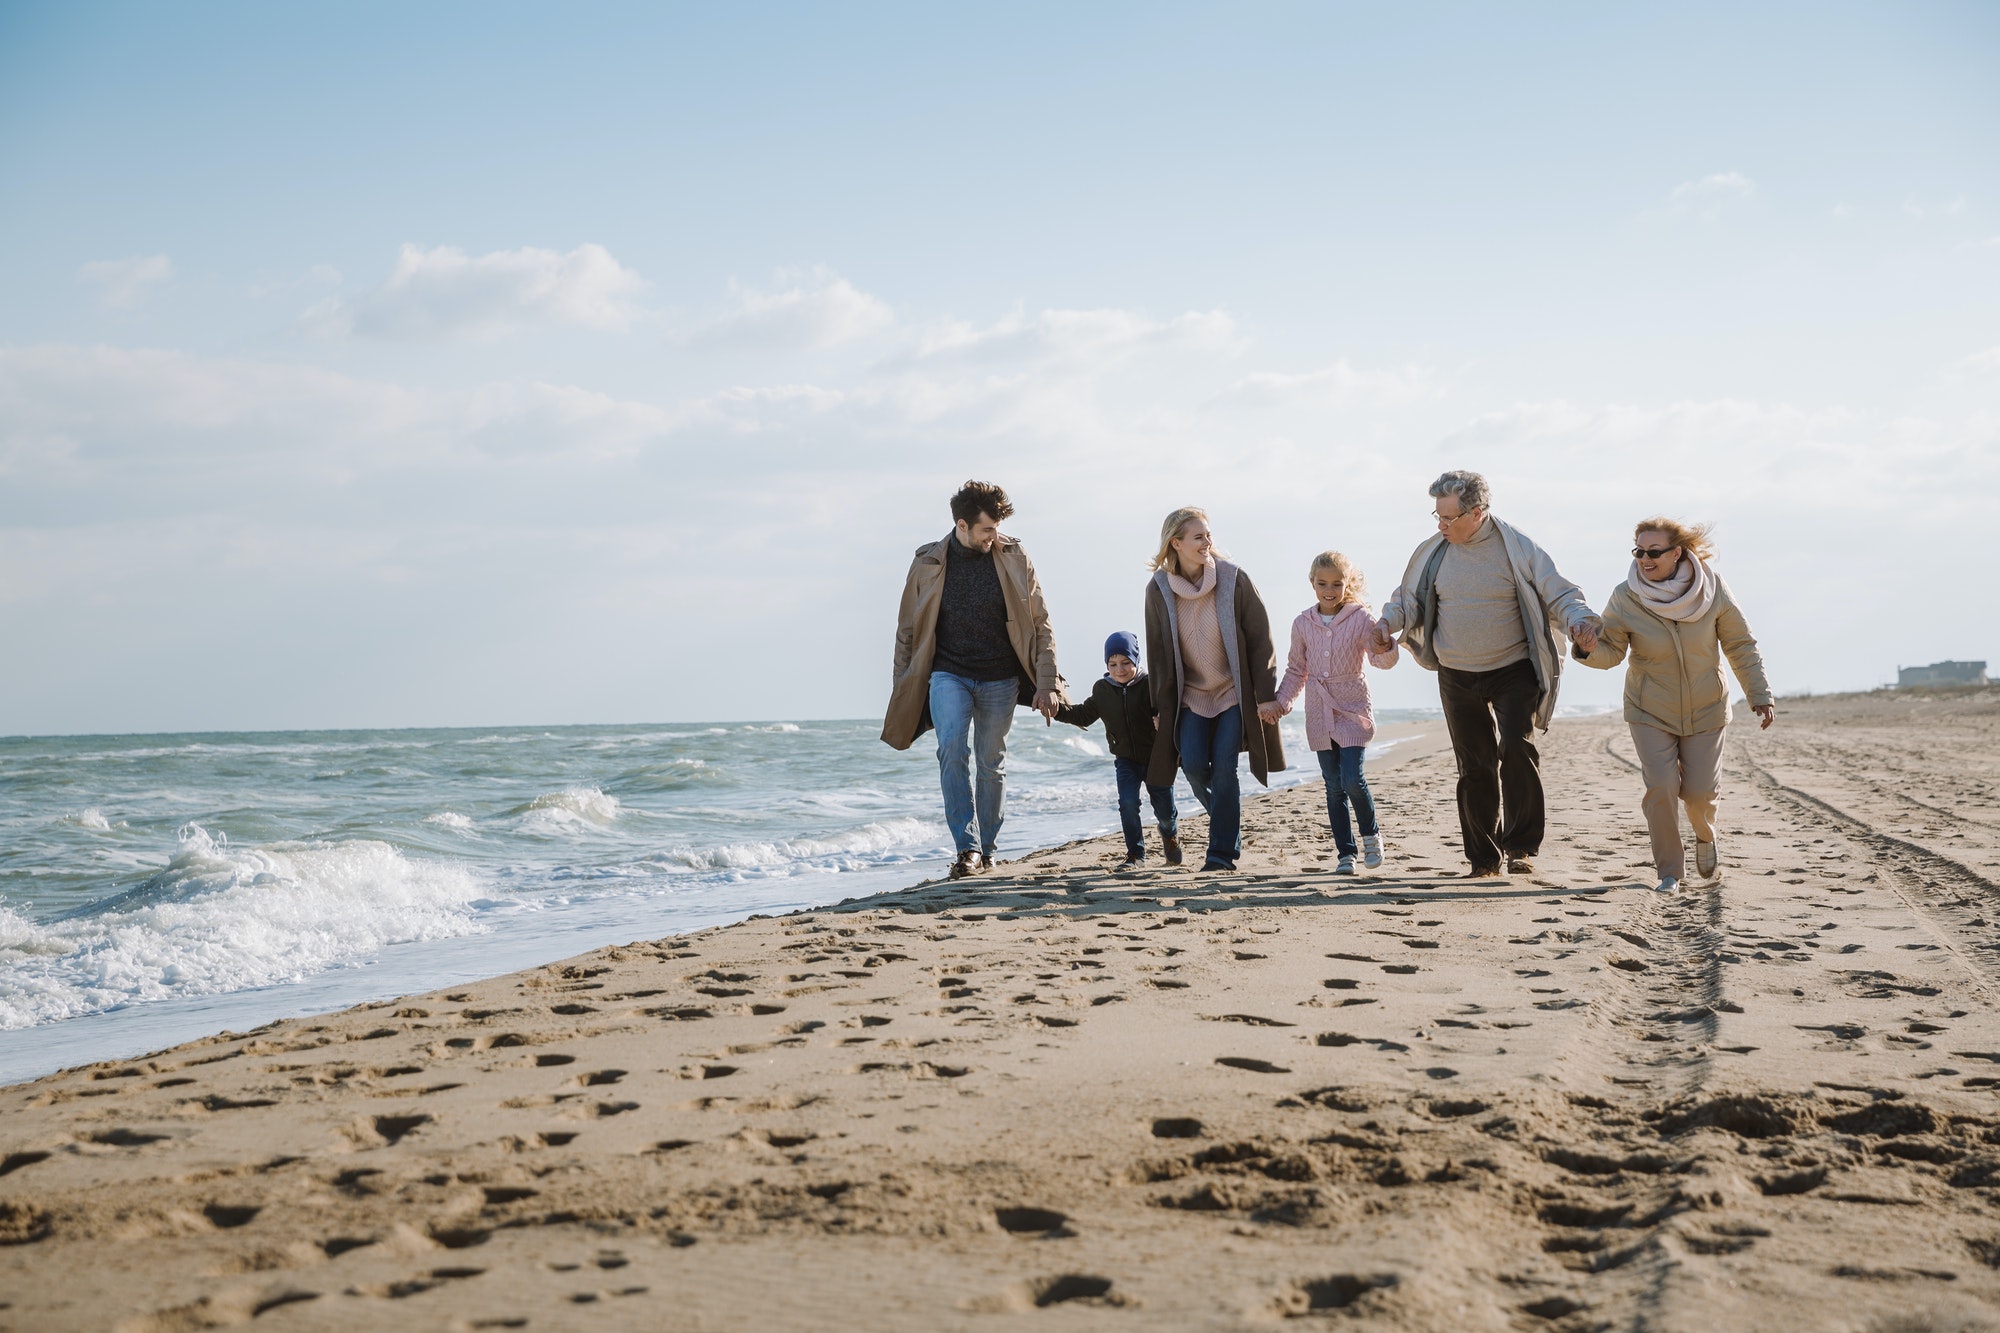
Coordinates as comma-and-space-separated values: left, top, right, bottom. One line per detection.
1315, 745, 1378, 857
929, 671, 1017, 855
1177, 704, 1243, 868
1113, 756, 1178, 858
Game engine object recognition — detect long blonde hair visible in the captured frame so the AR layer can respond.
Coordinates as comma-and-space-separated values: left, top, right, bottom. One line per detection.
1150, 506, 1211, 572
1634, 516, 1715, 562
1309, 550, 1366, 604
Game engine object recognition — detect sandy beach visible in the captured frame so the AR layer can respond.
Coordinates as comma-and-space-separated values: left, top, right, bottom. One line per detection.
4, 690, 1999, 1331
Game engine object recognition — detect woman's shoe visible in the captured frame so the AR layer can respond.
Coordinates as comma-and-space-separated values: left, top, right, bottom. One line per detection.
1335, 854, 1357, 875
1465, 864, 1502, 878
1695, 842, 1718, 878
1653, 874, 1680, 894
1361, 835, 1384, 869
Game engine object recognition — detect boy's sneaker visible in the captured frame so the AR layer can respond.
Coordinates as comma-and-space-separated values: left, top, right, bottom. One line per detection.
1161, 834, 1184, 866
1361, 835, 1384, 869
949, 850, 981, 880
1653, 874, 1680, 894
1335, 854, 1357, 875
1695, 842, 1718, 878
1116, 854, 1144, 873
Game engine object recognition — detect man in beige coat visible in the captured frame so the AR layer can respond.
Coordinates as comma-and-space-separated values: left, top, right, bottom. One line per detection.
882, 480, 1064, 880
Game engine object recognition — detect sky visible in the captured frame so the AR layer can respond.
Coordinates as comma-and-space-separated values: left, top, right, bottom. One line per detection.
0, 1, 1995, 736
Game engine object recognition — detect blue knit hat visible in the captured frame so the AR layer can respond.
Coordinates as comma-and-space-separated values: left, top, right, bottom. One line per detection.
1104, 631, 1141, 665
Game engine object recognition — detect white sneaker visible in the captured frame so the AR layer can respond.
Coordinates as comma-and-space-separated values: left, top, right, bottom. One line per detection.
1695, 842, 1718, 878
1335, 854, 1357, 875
1653, 875, 1679, 894
1361, 834, 1384, 869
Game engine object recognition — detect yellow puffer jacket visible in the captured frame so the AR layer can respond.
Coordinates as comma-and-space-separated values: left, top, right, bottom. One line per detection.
1576, 571, 1773, 736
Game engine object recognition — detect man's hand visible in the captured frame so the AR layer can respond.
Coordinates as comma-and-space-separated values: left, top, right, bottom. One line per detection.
1369, 623, 1395, 654
1256, 700, 1285, 726
1032, 690, 1060, 723
1569, 619, 1601, 655
1753, 704, 1776, 730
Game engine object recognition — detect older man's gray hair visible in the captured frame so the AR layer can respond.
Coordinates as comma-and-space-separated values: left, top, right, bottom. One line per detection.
1429, 470, 1491, 512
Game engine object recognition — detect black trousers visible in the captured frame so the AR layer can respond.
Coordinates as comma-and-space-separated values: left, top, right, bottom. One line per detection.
1437, 658, 1544, 869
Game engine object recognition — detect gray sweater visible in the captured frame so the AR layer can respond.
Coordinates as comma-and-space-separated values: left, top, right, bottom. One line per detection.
1432, 519, 1529, 672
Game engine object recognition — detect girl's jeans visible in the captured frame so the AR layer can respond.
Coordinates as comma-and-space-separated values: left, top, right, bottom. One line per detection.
1177, 704, 1243, 868
1316, 744, 1378, 857
1113, 756, 1178, 858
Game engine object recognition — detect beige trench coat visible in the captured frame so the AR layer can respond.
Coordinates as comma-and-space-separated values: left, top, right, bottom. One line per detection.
880, 533, 1065, 750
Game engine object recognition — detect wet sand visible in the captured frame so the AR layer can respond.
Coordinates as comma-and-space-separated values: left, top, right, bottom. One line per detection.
4, 691, 2000, 1331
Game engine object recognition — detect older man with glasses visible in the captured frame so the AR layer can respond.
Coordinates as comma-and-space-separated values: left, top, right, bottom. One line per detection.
1371, 470, 1601, 878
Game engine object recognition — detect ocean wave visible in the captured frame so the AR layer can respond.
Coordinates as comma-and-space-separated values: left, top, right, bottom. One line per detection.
56, 808, 120, 832
744, 723, 802, 733
0, 825, 485, 1029
506, 787, 622, 831
650, 817, 943, 875
423, 812, 475, 831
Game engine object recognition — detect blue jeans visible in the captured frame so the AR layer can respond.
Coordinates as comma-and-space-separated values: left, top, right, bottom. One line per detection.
1316, 745, 1378, 857
1114, 756, 1178, 858
1177, 704, 1243, 868
929, 671, 1017, 855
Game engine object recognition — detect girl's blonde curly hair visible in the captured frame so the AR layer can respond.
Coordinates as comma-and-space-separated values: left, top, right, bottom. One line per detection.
1309, 550, 1366, 603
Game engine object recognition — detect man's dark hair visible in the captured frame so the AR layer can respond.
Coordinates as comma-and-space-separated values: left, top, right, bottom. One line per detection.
949, 480, 1014, 526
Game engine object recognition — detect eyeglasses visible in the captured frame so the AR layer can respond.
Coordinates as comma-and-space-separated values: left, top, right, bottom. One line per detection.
1430, 509, 1478, 524
1632, 546, 1680, 560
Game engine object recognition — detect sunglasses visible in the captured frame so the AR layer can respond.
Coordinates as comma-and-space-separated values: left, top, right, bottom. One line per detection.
1632, 546, 1680, 560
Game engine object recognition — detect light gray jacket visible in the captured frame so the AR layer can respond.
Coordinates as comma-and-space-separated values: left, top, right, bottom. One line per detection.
1379, 515, 1598, 731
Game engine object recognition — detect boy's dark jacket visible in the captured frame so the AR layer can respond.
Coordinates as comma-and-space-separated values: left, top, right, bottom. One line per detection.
1055, 672, 1158, 766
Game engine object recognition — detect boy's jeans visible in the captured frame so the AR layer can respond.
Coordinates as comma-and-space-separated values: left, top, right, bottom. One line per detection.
1315, 745, 1378, 857
1177, 704, 1243, 868
1113, 755, 1178, 858
929, 670, 1017, 856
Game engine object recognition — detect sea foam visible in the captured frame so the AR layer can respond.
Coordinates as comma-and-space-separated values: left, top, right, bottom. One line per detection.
0, 824, 485, 1029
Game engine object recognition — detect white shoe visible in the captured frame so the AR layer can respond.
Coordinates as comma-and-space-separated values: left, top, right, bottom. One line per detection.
1361, 835, 1384, 869
1335, 854, 1357, 875
1653, 875, 1679, 894
1695, 842, 1718, 878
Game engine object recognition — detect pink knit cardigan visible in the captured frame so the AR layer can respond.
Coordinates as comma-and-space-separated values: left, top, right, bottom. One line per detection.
1273, 602, 1399, 750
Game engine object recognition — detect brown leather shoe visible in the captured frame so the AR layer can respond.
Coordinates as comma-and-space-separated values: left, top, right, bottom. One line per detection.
948, 850, 981, 880
978, 852, 994, 873
1161, 834, 1184, 866
1465, 864, 1502, 878
1506, 856, 1535, 875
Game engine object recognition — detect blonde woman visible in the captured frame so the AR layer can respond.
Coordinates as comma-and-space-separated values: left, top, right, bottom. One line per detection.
1142, 508, 1284, 871
1574, 518, 1775, 893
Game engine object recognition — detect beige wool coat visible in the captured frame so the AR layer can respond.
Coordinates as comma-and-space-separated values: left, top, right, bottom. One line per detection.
1142, 560, 1286, 788
880, 533, 1065, 751
1575, 571, 1774, 737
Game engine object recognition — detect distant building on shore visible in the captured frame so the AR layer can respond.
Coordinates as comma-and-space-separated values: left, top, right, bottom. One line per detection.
1897, 660, 1989, 688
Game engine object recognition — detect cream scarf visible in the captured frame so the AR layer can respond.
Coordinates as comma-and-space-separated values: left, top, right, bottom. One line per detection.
1627, 554, 1716, 622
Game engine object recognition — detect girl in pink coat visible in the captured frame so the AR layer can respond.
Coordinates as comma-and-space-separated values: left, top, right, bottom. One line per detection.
1258, 551, 1400, 874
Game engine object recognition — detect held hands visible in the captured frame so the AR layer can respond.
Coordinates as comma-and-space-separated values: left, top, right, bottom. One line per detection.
1753, 704, 1776, 730
1256, 701, 1286, 726
1369, 623, 1396, 654
1031, 690, 1060, 724
1568, 618, 1602, 655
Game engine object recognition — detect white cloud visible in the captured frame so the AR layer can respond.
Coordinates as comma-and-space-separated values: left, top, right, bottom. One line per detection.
1214, 358, 1432, 408
78, 255, 174, 308
249, 263, 342, 300
1667, 172, 1756, 219
1946, 347, 2000, 379
692, 267, 896, 349
907, 306, 1237, 367
306, 243, 648, 340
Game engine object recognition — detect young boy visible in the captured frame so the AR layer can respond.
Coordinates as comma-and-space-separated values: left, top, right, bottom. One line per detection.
1056, 632, 1182, 870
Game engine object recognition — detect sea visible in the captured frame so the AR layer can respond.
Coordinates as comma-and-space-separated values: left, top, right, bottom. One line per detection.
0, 709, 1446, 1084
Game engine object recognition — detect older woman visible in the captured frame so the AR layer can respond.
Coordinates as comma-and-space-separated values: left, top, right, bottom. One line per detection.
1143, 507, 1284, 872
1574, 518, 1775, 893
